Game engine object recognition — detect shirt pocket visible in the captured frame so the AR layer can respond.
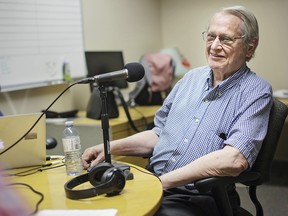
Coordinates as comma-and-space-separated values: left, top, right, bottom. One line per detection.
205, 130, 226, 153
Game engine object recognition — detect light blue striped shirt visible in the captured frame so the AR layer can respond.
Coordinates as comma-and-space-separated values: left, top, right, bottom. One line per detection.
150, 65, 272, 176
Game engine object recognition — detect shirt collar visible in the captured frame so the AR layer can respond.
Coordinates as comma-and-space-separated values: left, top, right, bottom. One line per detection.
207, 64, 248, 88
204, 64, 249, 100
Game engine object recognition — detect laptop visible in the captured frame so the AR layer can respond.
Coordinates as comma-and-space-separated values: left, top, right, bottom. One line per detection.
0, 113, 46, 169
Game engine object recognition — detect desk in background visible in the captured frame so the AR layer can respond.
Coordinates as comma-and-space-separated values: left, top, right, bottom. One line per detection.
277, 98, 288, 106
47, 105, 160, 167
7, 163, 162, 216
75, 105, 160, 140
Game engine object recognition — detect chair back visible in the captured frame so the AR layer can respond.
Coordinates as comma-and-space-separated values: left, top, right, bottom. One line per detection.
247, 98, 288, 186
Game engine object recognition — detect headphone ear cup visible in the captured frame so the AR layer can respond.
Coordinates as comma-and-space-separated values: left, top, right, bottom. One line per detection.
88, 162, 113, 186
101, 167, 126, 196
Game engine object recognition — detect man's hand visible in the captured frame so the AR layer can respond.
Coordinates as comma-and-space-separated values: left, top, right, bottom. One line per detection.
82, 144, 105, 169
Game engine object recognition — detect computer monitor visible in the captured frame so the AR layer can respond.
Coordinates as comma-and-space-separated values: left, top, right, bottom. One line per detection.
85, 51, 128, 90
85, 51, 127, 119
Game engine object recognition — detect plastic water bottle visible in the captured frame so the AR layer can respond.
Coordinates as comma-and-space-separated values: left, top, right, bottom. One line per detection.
62, 121, 83, 176
63, 61, 71, 81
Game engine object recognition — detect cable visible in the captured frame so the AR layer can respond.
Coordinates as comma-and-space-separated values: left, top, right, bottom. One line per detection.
40, 164, 65, 172
9, 166, 43, 177
114, 87, 141, 132
0, 81, 78, 155
110, 160, 161, 183
46, 155, 65, 161
131, 106, 149, 129
8, 161, 65, 177
8, 182, 44, 216
114, 87, 150, 132
128, 164, 161, 182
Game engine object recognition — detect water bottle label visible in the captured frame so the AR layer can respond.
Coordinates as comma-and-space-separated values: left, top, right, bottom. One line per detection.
62, 137, 80, 152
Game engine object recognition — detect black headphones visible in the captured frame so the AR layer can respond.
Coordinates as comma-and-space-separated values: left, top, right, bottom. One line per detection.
64, 162, 126, 199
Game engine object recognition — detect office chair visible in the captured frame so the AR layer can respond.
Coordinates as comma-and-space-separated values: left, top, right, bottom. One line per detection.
194, 98, 288, 216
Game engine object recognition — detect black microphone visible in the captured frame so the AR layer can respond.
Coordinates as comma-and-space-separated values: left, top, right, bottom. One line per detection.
78, 62, 145, 84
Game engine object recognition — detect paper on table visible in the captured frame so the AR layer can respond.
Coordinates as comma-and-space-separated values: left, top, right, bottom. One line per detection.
36, 209, 118, 216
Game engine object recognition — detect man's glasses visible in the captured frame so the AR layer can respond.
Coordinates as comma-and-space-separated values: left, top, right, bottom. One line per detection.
202, 31, 245, 46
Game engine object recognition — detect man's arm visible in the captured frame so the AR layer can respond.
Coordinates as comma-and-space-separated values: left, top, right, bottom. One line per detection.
111, 130, 158, 157
82, 130, 158, 168
159, 145, 248, 190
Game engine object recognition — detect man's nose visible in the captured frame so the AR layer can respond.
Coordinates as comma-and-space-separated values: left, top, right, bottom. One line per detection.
210, 36, 222, 49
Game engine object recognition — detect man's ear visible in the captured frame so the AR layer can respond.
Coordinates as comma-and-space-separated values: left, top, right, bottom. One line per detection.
246, 38, 258, 60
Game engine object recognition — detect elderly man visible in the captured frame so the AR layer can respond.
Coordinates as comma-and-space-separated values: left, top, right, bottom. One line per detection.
82, 5, 272, 216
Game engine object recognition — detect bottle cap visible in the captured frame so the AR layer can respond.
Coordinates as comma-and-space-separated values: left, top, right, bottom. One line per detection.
65, 121, 74, 127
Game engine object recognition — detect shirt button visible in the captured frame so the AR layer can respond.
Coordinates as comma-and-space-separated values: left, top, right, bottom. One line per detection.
184, 138, 189, 143
194, 117, 200, 123
204, 99, 209, 103
171, 157, 176, 163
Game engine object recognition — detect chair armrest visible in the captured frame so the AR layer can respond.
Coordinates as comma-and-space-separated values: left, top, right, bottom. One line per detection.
194, 172, 260, 193
193, 172, 260, 216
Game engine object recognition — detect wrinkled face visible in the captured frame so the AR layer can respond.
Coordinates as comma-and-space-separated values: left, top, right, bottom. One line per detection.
205, 13, 250, 75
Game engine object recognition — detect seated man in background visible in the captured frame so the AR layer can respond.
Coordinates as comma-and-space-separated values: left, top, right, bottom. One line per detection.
82, 5, 272, 216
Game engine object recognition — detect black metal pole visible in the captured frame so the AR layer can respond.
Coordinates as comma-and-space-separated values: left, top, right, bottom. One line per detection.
97, 85, 133, 179
98, 85, 111, 163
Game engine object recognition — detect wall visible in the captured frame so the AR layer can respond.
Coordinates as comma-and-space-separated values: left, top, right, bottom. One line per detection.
0, 0, 162, 115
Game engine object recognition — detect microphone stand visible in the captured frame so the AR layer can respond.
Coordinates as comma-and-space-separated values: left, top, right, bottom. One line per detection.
98, 84, 133, 180
98, 84, 112, 163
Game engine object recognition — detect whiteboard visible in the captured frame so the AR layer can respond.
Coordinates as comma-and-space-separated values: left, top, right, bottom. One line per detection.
0, 0, 86, 92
